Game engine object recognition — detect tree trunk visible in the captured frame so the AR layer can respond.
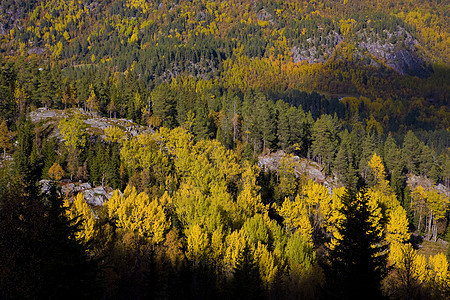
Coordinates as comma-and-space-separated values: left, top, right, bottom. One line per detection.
418, 207, 422, 232
427, 211, 432, 240
432, 224, 437, 242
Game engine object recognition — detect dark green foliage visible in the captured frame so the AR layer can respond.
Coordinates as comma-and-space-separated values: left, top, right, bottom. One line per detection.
311, 114, 340, 174
325, 187, 387, 300
228, 243, 263, 300
151, 83, 178, 129
402, 131, 422, 174
0, 174, 100, 299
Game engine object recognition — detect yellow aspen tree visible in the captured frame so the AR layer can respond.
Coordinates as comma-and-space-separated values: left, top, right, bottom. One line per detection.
104, 126, 126, 143
254, 242, 278, 288
368, 153, 387, 185
48, 162, 65, 181
285, 231, 315, 277
388, 243, 427, 298
279, 195, 313, 244
424, 189, 449, 241
386, 205, 409, 245
327, 186, 346, 240
411, 186, 427, 232
66, 193, 95, 242
367, 153, 401, 213
224, 230, 247, 277
14, 84, 27, 113
414, 254, 428, 284
186, 224, 209, 266
241, 214, 269, 245
86, 88, 99, 115
302, 179, 332, 231
428, 253, 449, 290
366, 191, 384, 239
106, 185, 170, 244
132, 198, 170, 244
237, 161, 266, 218
210, 227, 225, 263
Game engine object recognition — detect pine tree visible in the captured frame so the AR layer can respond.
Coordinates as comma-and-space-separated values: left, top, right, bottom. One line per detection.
326, 187, 387, 299
228, 243, 263, 300
403, 131, 422, 174
311, 114, 340, 174
0, 176, 99, 299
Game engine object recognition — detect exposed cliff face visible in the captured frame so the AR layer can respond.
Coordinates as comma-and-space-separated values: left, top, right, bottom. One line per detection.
385, 48, 432, 78
258, 150, 340, 193
291, 26, 433, 78
357, 28, 432, 78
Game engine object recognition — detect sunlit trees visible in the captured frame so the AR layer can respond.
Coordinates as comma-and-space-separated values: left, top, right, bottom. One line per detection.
58, 112, 87, 180
48, 162, 65, 181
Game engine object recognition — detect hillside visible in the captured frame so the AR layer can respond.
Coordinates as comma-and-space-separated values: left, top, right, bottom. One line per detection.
1, 1, 450, 299
0, 0, 449, 131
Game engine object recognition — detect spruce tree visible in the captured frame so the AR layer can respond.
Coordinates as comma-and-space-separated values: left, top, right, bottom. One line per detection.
326, 187, 387, 299
228, 243, 263, 300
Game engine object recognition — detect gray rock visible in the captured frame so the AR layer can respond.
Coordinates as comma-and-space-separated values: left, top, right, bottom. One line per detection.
82, 189, 106, 206
78, 182, 92, 190
39, 180, 53, 195
61, 183, 76, 195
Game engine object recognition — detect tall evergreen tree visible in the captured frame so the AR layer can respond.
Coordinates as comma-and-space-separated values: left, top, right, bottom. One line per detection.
402, 131, 422, 174
311, 114, 340, 174
228, 243, 263, 300
326, 187, 387, 299
0, 171, 100, 299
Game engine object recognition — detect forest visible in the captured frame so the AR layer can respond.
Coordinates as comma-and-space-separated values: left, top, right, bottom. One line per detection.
0, 0, 449, 299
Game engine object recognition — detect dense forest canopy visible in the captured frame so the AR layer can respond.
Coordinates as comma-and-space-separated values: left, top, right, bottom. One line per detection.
0, 0, 449, 299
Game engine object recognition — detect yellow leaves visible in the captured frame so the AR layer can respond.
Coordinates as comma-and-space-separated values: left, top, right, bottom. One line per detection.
367, 184, 399, 213
211, 227, 225, 262
386, 205, 409, 244
389, 243, 427, 284
365, 191, 384, 238
66, 193, 95, 242
285, 231, 315, 276
48, 162, 65, 181
327, 186, 346, 239
63, 30, 70, 41
242, 214, 270, 245
52, 41, 63, 59
186, 224, 209, 264
279, 195, 313, 244
106, 185, 170, 244
429, 253, 449, 284
339, 18, 357, 36
368, 153, 386, 183
391, 243, 450, 292
58, 111, 87, 151
424, 189, 449, 221
302, 180, 332, 227
104, 126, 126, 143
254, 242, 278, 287
224, 230, 247, 275
238, 161, 266, 217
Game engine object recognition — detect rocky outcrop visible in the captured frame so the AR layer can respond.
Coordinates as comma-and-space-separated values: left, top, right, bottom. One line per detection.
407, 174, 449, 197
258, 150, 339, 193
29, 108, 153, 142
40, 180, 114, 206
358, 28, 432, 78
